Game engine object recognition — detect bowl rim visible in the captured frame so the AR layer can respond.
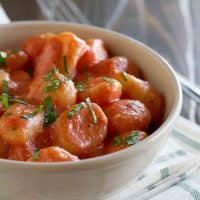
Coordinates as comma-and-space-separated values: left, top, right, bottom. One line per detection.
0, 21, 182, 169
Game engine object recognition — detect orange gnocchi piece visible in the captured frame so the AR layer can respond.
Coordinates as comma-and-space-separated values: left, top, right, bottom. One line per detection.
6, 50, 28, 72
0, 136, 8, 158
8, 142, 35, 161
0, 104, 44, 145
77, 77, 122, 105
114, 72, 164, 124
103, 99, 151, 134
29, 146, 79, 162
91, 57, 141, 78
0, 70, 17, 94
23, 32, 88, 79
52, 102, 108, 157
28, 68, 77, 113
58, 32, 89, 78
10, 70, 32, 97
104, 131, 148, 154
77, 39, 108, 72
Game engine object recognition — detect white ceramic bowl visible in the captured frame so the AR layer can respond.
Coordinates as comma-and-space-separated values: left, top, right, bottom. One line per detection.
0, 21, 182, 200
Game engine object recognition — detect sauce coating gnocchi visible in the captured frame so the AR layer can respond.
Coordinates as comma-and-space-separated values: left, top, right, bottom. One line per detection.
0, 32, 164, 162
52, 102, 108, 158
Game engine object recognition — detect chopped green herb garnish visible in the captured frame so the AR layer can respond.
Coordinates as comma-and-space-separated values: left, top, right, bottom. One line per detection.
63, 55, 68, 75
20, 105, 44, 119
32, 149, 40, 160
43, 67, 58, 81
8, 98, 29, 105
112, 131, 139, 146
120, 72, 128, 81
2, 80, 9, 94
75, 82, 87, 92
68, 102, 85, 119
2, 80, 9, 109
0, 95, 29, 107
1, 93, 9, 109
0, 51, 7, 67
0, 81, 28, 109
51, 67, 58, 74
113, 136, 123, 146
124, 131, 139, 145
85, 98, 97, 125
43, 68, 61, 92
102, 77, 115, 83
45, 79, 60, 92
43, 96, 57, 125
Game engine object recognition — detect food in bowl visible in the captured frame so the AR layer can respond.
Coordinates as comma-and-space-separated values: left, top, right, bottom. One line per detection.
0, 32, 164, 162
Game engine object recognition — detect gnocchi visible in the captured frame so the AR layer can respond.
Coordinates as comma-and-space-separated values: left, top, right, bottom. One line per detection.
0, 32, 164, 162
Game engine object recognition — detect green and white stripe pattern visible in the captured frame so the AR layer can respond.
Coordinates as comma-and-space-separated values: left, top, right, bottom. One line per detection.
109, 117, 200, 200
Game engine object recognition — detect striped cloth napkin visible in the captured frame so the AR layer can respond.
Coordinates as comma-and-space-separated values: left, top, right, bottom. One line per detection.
109, 117, 200, 200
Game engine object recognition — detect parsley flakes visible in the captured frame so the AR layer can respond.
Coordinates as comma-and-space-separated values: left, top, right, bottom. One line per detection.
67, 102, 85, 119
75, 82, 87, 92
1, 80, 10, 109
0, 80, 29, 109
45, 79, 60, 92
32, 149, 40, 160
20, 105, 44, 119
43, 67, 58, 81
113, 136, 123, 146
43, 96, 57, 125
102, 77, 115, 83
63, 55, 68, 75
43, 68, 61, 92
20, 96, 57, 125
120, 72, 128, 81
8, 98, 29, 105
112, 131, 139, 146
124, 131, 139, 145
67, 98, 98, 125
0, 51, 7, 67
85, 98, 97, 125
